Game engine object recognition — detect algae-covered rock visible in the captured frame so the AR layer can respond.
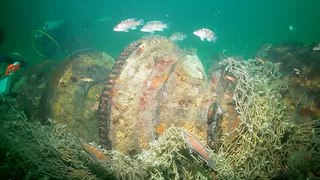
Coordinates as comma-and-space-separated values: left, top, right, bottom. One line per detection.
42, 50, 115, 142
256, 43, 320, 178
259, 43, 320, 121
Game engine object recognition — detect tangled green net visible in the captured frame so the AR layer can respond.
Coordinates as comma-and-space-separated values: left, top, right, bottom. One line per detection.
0, 104, 102, 179
0, 57, 319, 180
0, 103, 213, 179
210, 58, 319, 179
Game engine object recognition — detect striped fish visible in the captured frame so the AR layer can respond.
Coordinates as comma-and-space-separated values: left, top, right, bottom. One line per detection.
140, 21, 168, 33
113, 18, 144, 32
169, 32, 186, 42
193, 28, 217, 42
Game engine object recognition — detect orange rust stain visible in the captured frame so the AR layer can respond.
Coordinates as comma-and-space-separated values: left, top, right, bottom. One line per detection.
139, 95, 148, 109
83, 143, 108, 161
155, 123, 166, 135
156, 59, 173, 71
139, 74, 169, 109
108, 88, 118, 97
149, 74, 168, 90
95, 93, 100, 100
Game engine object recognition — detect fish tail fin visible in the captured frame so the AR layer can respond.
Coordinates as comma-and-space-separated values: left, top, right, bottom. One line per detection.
165, 23, 169, 29
138, 19, 144, 25
213, 36, 218, 43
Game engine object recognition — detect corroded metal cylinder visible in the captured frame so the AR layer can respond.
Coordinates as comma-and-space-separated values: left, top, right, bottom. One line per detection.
98, 36, 215, 154
41, 50, 115, 141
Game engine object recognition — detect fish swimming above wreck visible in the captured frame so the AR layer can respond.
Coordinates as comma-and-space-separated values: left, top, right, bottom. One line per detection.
113, 18, 144, 32
193, 28, 217, 42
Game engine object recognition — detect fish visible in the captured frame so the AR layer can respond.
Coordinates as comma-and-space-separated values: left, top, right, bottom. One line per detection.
293, 68, 301, 75
83, 143, 108, 161
313, 43, 320, 51
193, 28, 217, 42
288, 25, 295, 32
140, 21, 168, 33
80, 77, 94, 82
224, 75, 236, 82
43, 20, 65, 31
169, 32, 186, 42
113, 18, 144, 32
181, 131, 216, 169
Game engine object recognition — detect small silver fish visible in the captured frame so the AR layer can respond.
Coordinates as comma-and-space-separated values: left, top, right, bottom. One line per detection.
193, 28, 217, 42
313, 43, 320, 51
140, 21, 168, 33
293, 68, 301, 75
288, 25, 295, 32
113, 18, 144, 32
169, 32, 186, 42
81, 77, 94, 82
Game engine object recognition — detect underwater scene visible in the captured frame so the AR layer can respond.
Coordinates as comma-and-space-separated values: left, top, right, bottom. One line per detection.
0, 0, 320, 179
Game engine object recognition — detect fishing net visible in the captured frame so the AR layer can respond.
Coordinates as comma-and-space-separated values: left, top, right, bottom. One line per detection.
1, 40, 319, 179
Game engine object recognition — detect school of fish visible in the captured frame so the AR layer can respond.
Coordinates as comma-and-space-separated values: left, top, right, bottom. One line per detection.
113, 18, 217, 42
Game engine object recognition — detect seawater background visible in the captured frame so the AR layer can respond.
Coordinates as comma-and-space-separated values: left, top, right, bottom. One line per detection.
0, 0, 319, 69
